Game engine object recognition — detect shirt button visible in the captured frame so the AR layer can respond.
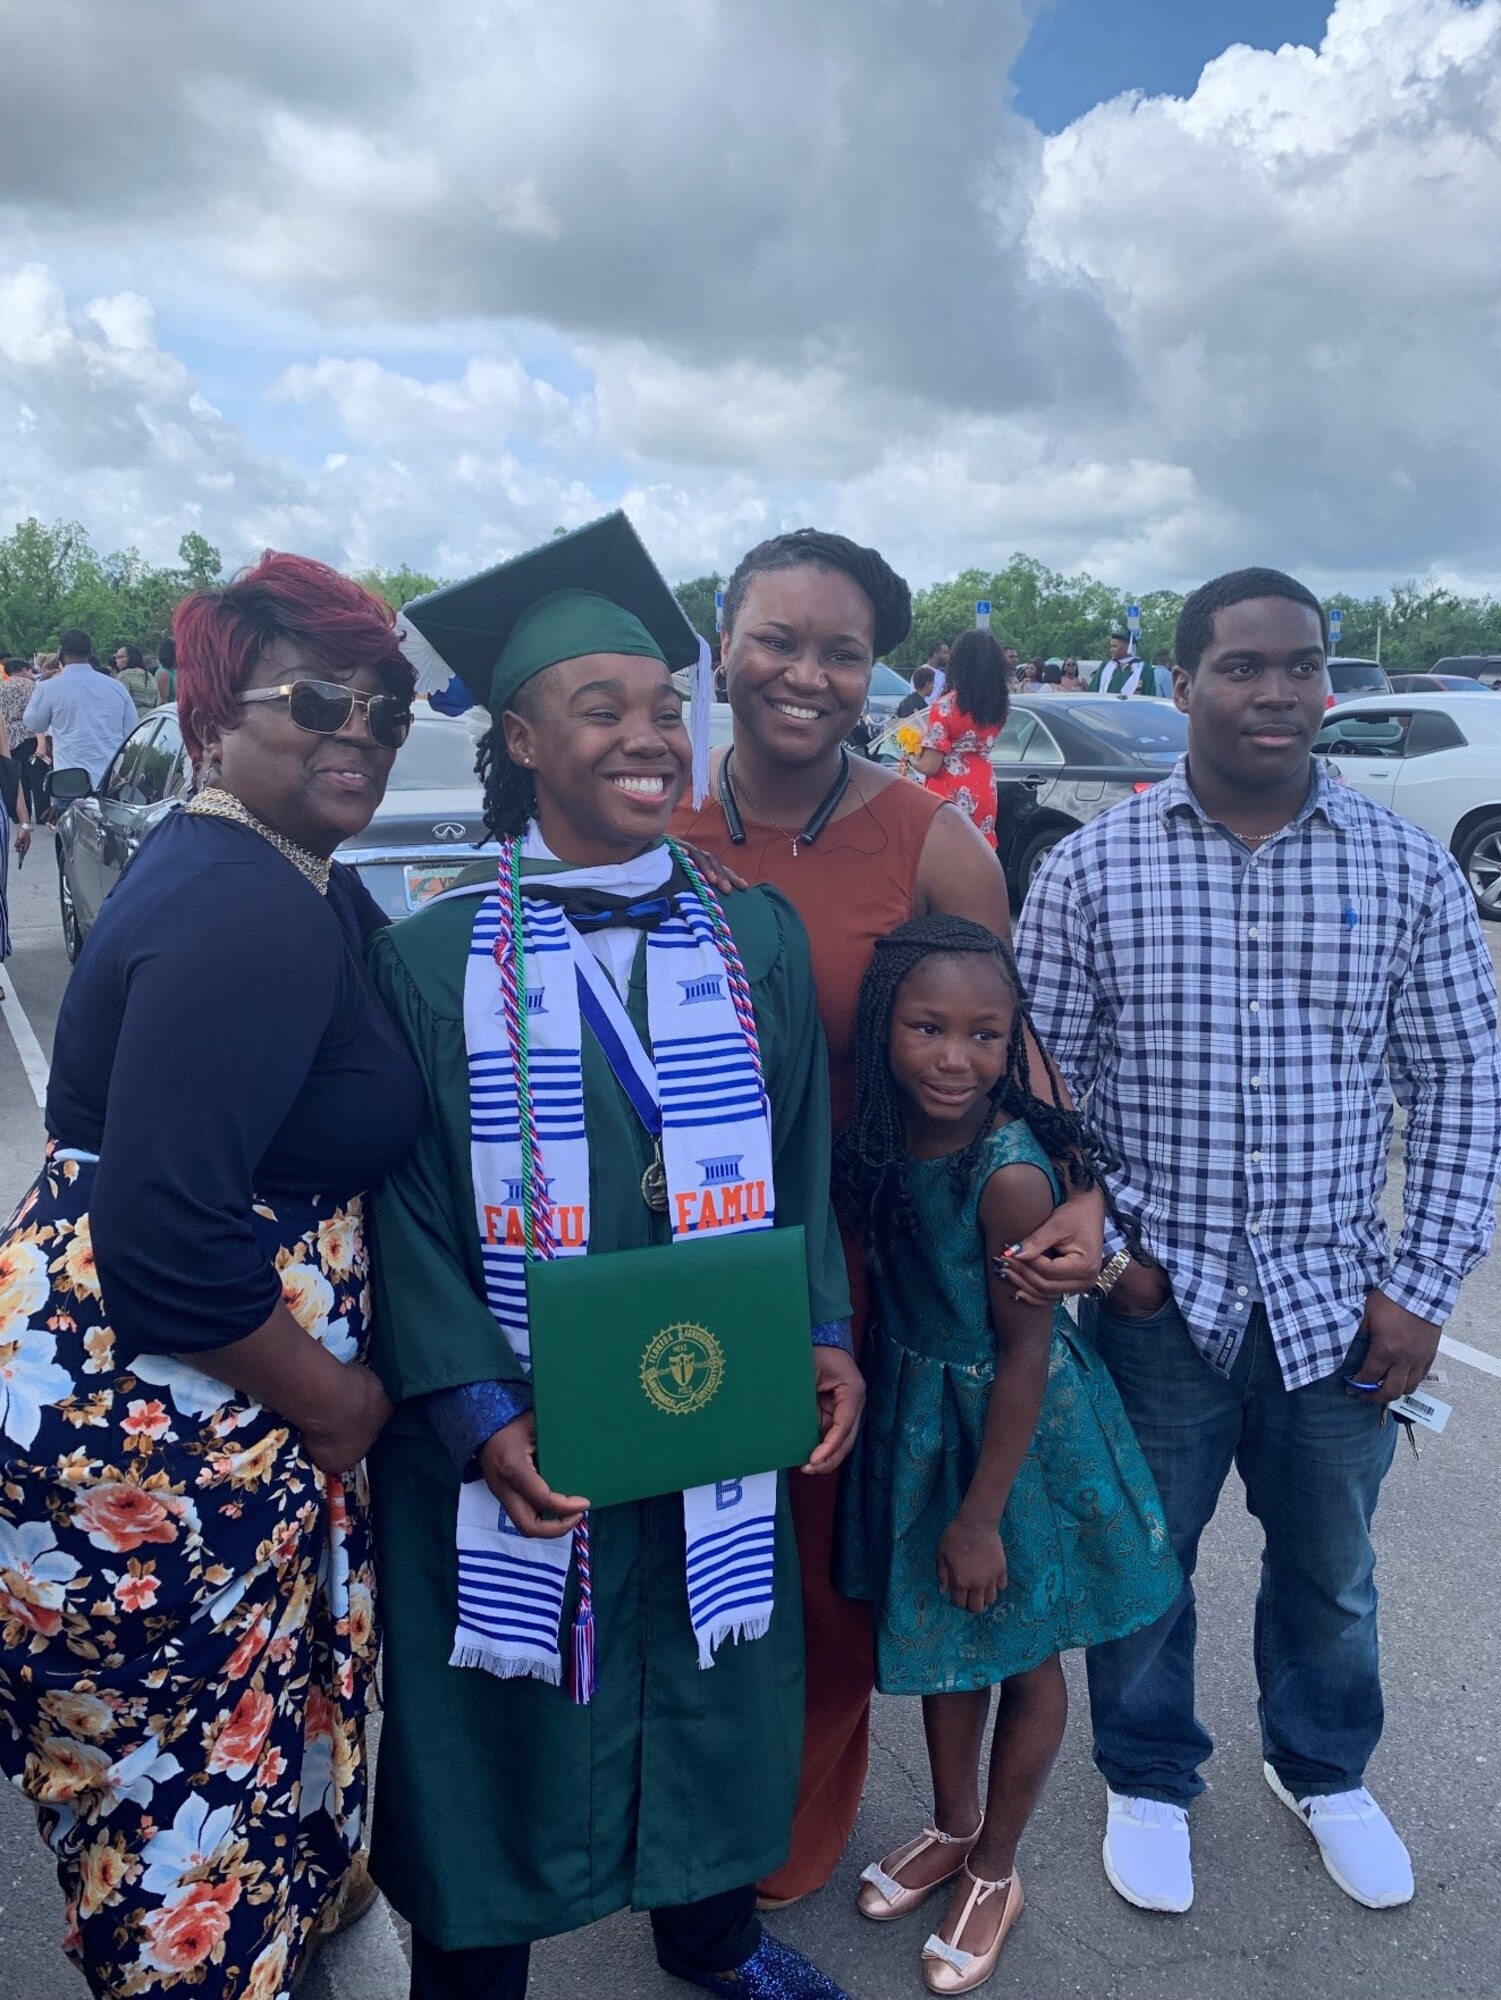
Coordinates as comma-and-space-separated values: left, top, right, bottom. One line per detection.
1248, 926, 1260, 940
1250, 1223, 1261, 1236
1237, 1286, 1249, 1297
1251, 1076, 1263, 1089
1250, 1000, 1261, 1013
1251, 1149, 1262, 1162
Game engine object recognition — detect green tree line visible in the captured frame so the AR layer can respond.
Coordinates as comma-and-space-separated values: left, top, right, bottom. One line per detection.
0, 516, 444, 659
3, 517, 1497, 678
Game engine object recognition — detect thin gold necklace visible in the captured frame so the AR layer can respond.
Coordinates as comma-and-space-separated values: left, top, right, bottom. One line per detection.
185, 787, 332, 894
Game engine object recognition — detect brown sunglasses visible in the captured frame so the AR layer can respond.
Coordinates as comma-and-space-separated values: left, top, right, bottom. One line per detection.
240, 679, 412, 749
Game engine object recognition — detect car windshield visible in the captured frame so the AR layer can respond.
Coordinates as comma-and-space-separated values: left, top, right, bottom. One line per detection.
1328, 663, 1386, 688
385, 719, 482, 792
1316, 716, 1408, 755
869, 664, 909, 696
1061, 704, 1189, 760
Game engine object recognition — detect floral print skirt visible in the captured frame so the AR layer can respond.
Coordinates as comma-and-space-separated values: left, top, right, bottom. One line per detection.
0, 1149, 378, 1999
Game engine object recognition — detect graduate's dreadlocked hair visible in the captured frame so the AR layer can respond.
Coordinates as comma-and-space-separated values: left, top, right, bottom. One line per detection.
835, 915, 1134, 1251
477, 718, 536, 841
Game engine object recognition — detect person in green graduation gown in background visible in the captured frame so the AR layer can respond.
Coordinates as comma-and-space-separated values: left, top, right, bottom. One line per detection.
366, 514, 864, 2000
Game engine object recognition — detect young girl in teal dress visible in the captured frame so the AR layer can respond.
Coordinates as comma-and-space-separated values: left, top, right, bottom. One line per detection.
836, 916, 1181, 1995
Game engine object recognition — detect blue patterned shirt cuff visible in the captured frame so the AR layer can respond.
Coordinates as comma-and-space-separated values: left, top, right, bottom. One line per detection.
1101, 1210, 1130, 1262
1380, 1252, 1461, 1329
425, 1380, 534, 1477
811, 1316, 855, 1355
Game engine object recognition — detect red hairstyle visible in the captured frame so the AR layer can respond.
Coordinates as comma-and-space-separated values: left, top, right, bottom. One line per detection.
172, 551, 415, 765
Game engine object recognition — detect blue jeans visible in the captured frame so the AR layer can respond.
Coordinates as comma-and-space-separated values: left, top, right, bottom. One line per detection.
1082, 1296, 1397, 1807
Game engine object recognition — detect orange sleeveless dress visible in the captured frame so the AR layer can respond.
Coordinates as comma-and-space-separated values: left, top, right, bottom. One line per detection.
673, 769, 943, 1899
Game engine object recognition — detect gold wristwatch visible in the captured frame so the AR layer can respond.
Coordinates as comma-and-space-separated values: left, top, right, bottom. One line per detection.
1095, 1248, 1132, 1298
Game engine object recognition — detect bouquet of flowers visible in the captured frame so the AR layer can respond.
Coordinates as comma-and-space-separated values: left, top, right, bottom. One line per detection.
893, 721, 925, 758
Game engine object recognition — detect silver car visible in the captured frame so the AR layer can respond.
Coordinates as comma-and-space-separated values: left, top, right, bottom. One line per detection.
52, 706, 495, 956
338, 709, 495, 918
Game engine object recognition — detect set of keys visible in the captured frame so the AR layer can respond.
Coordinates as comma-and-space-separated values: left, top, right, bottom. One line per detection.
1385, 1383, 1452, 1460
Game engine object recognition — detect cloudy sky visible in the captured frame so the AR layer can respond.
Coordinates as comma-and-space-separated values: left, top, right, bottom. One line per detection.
1, 0, 1497, 598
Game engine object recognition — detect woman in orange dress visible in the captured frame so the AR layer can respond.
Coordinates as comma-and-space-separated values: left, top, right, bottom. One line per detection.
673, 531, 1104, 1906
906, 628, 1009, 848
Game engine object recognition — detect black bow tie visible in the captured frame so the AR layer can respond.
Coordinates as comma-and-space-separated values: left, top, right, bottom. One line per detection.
522, 883, 677, 933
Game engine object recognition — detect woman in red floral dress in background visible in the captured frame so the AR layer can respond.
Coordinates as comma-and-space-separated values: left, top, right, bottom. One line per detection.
907, 628, 1010, 847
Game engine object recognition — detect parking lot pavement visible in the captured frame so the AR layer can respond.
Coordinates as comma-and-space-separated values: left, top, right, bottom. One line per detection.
1, 844, 1498, 2000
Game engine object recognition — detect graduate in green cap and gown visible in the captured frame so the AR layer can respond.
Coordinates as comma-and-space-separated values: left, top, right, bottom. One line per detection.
366, 514, 863, 2000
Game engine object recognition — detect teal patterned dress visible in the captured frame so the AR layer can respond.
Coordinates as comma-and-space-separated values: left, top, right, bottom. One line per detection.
836, 1122, 1182, 1694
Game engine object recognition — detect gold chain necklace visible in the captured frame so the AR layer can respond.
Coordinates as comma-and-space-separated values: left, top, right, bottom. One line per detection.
185, 787, 332, 894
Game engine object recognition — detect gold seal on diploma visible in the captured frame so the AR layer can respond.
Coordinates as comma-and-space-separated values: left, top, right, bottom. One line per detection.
640, 1322, 725, 1417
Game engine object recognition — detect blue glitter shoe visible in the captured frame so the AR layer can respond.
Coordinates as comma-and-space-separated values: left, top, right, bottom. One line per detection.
660, 1932, 850, 1999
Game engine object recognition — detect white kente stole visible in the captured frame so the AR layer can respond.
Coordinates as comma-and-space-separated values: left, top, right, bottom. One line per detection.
452, 833, 779, 1690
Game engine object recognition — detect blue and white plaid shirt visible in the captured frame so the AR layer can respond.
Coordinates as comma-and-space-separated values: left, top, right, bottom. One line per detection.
1015, 759, 1501, 1389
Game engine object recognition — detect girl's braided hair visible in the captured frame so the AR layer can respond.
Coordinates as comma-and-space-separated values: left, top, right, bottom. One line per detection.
723, 529, 912, 659
834, 914, 1139, 1253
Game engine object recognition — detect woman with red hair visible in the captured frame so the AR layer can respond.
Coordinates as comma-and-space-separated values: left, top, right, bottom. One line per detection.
0, 553, 426, 1996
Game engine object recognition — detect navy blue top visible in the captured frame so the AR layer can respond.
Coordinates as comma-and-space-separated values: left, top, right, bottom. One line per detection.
47, 811, 425, 1359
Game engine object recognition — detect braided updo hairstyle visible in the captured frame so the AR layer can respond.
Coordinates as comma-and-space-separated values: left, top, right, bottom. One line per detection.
835, 914, 1134, 1252
723, 528, 912, 659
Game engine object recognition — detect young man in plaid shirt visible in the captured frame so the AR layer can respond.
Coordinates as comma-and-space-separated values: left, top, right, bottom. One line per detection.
1016, 568, 1501, 1916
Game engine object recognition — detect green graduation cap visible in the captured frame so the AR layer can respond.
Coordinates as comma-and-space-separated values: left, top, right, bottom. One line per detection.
402, 511, 702, 717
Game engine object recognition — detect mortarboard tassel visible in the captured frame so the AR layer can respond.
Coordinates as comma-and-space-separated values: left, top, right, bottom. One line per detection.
690, 634, 714, 809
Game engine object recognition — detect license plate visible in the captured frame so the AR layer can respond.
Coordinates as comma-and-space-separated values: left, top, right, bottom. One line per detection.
403, 862, 469, 911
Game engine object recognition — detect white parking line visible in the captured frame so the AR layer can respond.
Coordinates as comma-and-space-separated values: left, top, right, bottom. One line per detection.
0, 983, 49, 1111
1439, 1334, 1501, 1382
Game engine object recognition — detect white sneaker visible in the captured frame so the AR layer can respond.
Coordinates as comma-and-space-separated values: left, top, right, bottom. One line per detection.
1263, 1763, 1415, 1908
1102, 1788, 1193, 1912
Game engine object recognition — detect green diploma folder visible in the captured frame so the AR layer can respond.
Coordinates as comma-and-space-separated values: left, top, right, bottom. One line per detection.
528, 1226, 819, 1509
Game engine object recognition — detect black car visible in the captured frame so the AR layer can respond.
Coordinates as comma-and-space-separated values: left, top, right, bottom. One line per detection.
52, 706, 494, 959
985, 694, 1188, 897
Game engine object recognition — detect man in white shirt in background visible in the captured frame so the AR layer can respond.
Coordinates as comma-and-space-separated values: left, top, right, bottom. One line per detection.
24, 627, 139, 790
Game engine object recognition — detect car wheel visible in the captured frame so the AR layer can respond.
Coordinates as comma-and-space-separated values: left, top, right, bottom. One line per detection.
1016, 823, 1071, 897
58, 854, 83, 962
1457, 812, 1501, 921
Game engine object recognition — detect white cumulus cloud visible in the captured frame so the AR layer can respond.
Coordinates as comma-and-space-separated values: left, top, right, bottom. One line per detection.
0, 0, 1496, 598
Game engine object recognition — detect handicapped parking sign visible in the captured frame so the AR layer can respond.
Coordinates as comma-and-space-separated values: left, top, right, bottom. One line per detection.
975, 600, 991, 630
1329, 606, 1343, 652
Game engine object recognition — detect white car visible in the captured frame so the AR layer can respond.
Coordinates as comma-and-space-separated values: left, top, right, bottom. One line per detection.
1314, 692, 1501, 918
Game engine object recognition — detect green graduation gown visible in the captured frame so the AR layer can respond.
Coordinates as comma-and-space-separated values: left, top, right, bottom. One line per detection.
365, 872, 852, 1950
